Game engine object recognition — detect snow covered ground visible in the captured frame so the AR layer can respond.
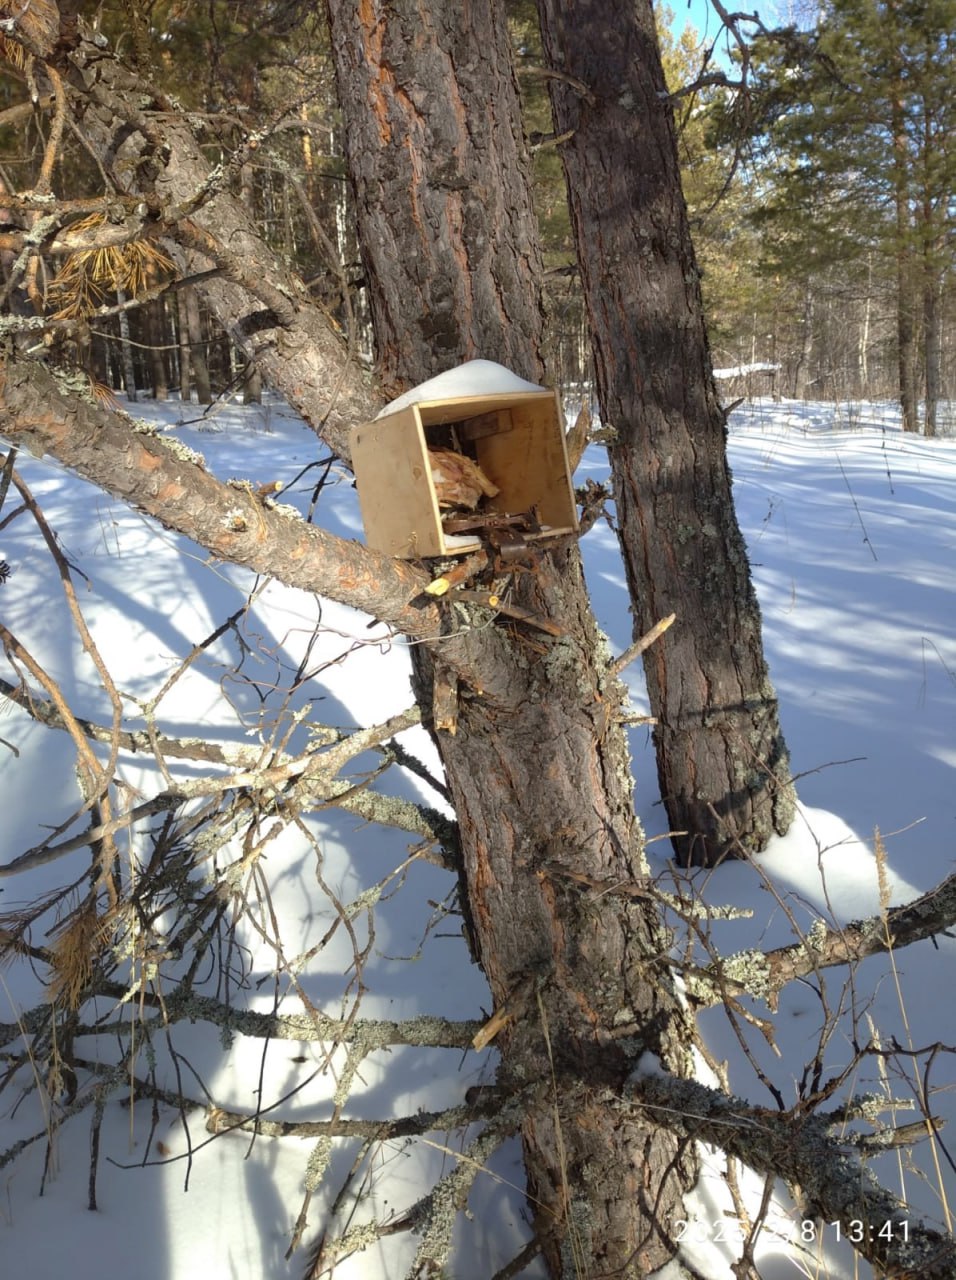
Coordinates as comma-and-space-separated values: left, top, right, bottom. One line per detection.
1, 394, 954, 1279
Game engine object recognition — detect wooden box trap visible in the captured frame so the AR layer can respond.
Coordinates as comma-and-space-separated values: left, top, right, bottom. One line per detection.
350, 389, 579, 558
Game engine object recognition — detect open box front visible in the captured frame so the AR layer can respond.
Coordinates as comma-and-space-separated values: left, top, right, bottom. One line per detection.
351, 390, 579, 558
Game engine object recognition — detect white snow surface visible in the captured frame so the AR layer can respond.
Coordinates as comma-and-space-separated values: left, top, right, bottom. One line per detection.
713, 361, 781, 378
1, 392, 954, 1280
374, 358, 546, 417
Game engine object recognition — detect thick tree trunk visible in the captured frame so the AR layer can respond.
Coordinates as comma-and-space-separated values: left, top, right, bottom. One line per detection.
419, 547, 697, 1277
536, 0, 794, 866
328, 0, 548, 394
326, 1, 696, 1272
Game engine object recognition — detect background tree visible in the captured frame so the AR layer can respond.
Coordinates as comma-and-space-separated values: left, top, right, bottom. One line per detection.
535, 0, 795, 866
736, 0, 955, 430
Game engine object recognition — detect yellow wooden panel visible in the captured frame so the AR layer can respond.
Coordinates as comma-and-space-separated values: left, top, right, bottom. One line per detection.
475, 393, 578, 532
351, 408, 444, 557
415, 390, 558, 428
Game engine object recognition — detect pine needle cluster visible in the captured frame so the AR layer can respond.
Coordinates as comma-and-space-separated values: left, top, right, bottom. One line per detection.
48, 214, 174, 318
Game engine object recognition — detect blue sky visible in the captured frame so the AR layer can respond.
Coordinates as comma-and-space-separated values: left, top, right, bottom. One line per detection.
666, 1, 782, 51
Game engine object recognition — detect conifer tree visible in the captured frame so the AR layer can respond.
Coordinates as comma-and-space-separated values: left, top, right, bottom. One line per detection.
742, 0, 955, 430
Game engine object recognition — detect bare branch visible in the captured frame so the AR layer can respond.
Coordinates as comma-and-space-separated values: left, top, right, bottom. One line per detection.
629, 1067, 956, 1278
611, 612, 677, 675
0, 352, 432, 630
686, 868, 956, 1007
62, 27, 380, 460
73, 991, 484, 1052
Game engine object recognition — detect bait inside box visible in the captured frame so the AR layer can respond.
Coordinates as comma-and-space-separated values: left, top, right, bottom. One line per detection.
351, 389, 579, 558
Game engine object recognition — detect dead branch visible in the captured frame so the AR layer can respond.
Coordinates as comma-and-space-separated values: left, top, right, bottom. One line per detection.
67, 990, 484, 1053
0, 621, 109, 833
628, 1066, 956, 1278
611, 612, 677, 674
205, 1094, 512, 1143
62, 27, 380, 461
684, 867, 956, 1008
0, 674, 453, 854
517, 62, 597, 106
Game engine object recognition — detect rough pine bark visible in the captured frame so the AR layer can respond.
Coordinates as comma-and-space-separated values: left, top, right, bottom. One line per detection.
327, 0, 548, 392
536, 0, 795, 866
326, 1, 697, 1273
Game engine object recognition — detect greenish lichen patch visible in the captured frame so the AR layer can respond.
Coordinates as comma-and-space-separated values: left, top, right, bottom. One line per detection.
718, 948, 774, 1002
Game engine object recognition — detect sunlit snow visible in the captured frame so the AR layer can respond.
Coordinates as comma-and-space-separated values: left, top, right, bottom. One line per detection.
1, 392, 954, 1280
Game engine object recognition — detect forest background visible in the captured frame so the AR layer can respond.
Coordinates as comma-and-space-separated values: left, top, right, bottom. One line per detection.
3, 0, 949, 433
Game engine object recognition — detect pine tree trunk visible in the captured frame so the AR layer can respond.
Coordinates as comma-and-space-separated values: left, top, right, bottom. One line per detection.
117, 290, 138, 402
328, 1, 547, 394
858, 260, 872, 397
536, 0, 794, 866
176, 288, 191, 403
146, 297, 168, 400
896, 260, 920, 435
326, 1, 697, 1272
923, 263, 941, 439
892, 86, 920, 433
184, 285, 212, 404
794, 282, 814, 400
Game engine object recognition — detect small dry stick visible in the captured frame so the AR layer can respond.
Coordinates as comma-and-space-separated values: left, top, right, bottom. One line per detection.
472, 975, 536, 1051
423, 550, 490, 597
611, 612, 676, 675
456, 590, 566, 638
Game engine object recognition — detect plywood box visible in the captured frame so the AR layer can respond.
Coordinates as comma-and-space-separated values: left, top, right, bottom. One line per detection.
350, 390, 579, 558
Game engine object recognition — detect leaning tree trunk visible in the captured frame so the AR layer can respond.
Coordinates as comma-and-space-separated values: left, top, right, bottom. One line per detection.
536, 0, 795, 866
326, 1, 697, 1273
